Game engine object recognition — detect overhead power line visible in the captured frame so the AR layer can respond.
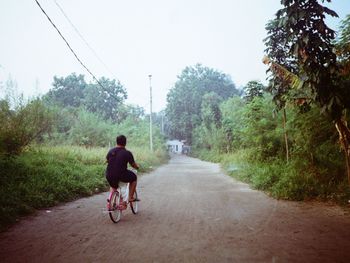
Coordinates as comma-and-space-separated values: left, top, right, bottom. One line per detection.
36, 0, 151, 109
53, 1, 152, 107
34, 0, 105, 89
53, 1, 154, 106
53, 0, 118, 79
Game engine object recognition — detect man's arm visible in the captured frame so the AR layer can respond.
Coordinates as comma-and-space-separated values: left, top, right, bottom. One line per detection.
131, 162, 139, 170
128, 151, 139, 170
105, 152, 109, 164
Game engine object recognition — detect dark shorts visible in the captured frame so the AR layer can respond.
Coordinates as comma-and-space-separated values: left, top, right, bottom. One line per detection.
106, 170, 137, 188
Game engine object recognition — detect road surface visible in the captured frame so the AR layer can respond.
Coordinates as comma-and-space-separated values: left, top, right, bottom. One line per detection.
0, 155, 350, 262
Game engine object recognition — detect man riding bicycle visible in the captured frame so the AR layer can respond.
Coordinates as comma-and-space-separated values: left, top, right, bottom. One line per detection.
105, 135, 140, 203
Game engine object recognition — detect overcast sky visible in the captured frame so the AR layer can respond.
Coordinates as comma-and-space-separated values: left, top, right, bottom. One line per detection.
0, 0, 349, 112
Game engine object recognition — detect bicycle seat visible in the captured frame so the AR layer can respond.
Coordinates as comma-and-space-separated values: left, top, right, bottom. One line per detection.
118, 181, 129, 188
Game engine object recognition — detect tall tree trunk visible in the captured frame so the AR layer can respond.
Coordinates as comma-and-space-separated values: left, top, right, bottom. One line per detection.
335, 118, 350, 185
283, 108, 290, 163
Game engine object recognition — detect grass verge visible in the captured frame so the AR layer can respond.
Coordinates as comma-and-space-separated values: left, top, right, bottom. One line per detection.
0, 145, 168, 231
192, 149, 350, 203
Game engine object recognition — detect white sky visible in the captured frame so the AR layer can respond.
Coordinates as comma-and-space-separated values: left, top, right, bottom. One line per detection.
0, 0, 349, 112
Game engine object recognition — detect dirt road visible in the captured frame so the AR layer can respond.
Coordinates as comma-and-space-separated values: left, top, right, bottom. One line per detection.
1, 155, 350, 262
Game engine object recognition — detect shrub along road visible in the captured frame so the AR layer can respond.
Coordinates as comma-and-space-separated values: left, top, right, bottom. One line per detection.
0, 155, 349, 262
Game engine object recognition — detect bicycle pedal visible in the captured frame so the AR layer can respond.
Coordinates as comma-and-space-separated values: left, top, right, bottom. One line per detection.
101, 208, 111, 214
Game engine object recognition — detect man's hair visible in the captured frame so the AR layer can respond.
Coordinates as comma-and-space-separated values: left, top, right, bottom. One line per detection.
116, 135, 127, 146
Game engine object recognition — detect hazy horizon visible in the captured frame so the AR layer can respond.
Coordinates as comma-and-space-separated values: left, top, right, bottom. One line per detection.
0, 0, 349, 112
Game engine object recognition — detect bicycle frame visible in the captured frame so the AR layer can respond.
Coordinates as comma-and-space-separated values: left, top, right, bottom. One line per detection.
108, 183, 129, 210
107, 182, 138, 223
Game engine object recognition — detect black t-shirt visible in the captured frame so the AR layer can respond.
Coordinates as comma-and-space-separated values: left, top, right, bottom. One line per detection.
106, 147, 135, 177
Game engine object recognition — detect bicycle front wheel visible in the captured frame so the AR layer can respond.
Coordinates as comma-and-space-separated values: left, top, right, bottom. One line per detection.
109, 191, 122, 223
130, 190, 138, 214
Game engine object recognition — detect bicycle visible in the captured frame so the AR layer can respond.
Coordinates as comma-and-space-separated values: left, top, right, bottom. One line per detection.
107, 182, 139, 223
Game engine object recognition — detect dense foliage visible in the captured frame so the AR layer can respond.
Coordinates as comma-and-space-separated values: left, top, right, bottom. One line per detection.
193, 94, 348, 201
264, 0, 350, 184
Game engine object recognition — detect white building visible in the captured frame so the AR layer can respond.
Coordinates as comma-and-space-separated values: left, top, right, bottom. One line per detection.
166, 140, 184, 154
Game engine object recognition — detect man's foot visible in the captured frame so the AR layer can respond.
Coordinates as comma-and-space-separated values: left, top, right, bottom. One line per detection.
106, 199, 111, 210
128, 198, 140, 202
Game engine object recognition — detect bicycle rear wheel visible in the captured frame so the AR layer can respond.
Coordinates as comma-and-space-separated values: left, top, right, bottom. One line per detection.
130, 190, 138, 214
109, 191, 122, 223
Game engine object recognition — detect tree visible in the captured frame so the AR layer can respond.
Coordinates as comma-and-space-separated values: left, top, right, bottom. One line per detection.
241, 95, 283, 160
335, 14, 350, 75
46, 73, 87, 107
201, 92, 222, 129
243, 81, 265, 102
264, 1, 350, 184
334, 15, 350, 107
264, 19, 300, 109
84, 77, 127, 122
117, 104, 145, 123
46, 74, 128, 123
191, 92, 223, 152
165, 64, 239, 144
220, 96, 245, 152
264, 16, 302, 163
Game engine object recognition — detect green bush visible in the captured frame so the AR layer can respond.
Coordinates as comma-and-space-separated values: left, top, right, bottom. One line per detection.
69, 109, 113, 147
0, 98, 53, 156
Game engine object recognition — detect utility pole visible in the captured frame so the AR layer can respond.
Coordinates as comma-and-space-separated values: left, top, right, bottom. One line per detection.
161, 113, 164, 134
148, 74, 153, 152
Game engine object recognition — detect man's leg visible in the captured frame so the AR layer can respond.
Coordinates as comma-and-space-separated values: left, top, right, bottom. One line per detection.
124, 170, 138, 201
106, 175, 118, 209
120, 170, 138, 202
128, 180, 137, 201
107, 186, 118, 210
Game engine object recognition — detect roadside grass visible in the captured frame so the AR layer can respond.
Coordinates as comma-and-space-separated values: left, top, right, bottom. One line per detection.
192, 149, 350, 203
0, 145, 168, 231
